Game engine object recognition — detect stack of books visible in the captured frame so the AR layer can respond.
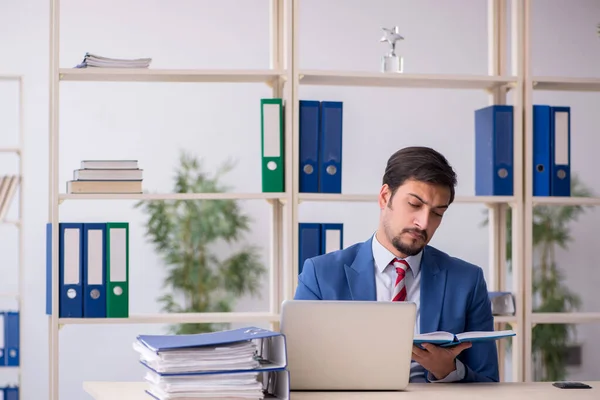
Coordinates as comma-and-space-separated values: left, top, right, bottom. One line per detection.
75, 53, 152, 68
132, 326, 289, 400
66, 160, 143, 194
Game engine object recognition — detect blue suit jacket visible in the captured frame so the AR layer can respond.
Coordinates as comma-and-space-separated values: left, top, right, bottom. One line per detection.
294, 237, 499, 383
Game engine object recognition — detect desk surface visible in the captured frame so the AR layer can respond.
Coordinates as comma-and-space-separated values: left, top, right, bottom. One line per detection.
83, 381, 599, 400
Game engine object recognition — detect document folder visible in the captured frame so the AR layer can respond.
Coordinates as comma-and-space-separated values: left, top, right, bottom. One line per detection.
533, 105, 552, 196
59, 223, 84, 318
83, 223, 107, 318
298, 223, 321, 275
299, 100, 321, 193
318, 101, 343, 193
550, 106, 571, 196
106, 222, 129, 318
321, 223, 343, 254
261, 98, 285, 193
4, 311, 19, 366
145, 369, 289, 400
475, 105, 514, 196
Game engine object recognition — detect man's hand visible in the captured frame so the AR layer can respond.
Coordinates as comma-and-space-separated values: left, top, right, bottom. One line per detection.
412, 342, 472, 380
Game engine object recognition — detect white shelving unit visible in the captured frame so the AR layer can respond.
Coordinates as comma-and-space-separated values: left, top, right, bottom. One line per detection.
0, 74, 24, 395
46, 0, 600, 397
521, 0, 600, 382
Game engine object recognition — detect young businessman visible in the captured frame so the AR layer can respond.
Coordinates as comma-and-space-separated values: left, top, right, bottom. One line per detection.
294, 146, 499, 383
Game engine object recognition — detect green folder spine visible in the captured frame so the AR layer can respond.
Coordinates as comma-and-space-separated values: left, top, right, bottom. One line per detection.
261, 98, 285, 192
106, 222, 129, 318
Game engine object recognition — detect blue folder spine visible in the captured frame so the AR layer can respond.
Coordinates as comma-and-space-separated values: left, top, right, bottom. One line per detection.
46, 223, 52, 315
320, 223, 343, 254
532, 105, 552, 196
550, 106, 571, 196
298, 223, 322, 275
299, 100, 321, 193
83, 223, 107, 318
4, 311, 19, 366
318, 101, 343, 193
474, 105, 514, 196
59, 223, 84, 318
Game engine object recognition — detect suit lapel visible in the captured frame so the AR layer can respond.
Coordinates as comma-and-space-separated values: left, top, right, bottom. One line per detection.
344, 238, 376, 300
419, 247, 447, 333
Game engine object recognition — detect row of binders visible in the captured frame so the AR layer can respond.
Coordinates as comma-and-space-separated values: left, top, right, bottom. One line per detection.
45, 222, 129, 318
260, 98, 344, 194
298, 223, 343, 275
0, 311, 19, 367
475, 104, 572, 197
66, 159, 143, 194
133, 326, 289, 399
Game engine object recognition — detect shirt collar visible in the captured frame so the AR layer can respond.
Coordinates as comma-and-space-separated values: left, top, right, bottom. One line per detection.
372, 232, 422, 277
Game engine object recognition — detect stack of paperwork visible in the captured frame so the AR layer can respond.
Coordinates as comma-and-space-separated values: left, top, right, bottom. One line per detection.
133, 327, 289, 399
75, 53, 152, 68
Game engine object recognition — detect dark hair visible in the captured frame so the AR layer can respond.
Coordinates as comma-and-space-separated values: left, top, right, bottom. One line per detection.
382, 146, 457, 204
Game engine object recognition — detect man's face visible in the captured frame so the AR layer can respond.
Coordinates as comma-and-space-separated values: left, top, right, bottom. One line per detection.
378, 178, 451, 257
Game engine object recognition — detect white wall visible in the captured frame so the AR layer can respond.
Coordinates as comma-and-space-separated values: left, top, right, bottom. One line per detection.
0, 0, 599, 398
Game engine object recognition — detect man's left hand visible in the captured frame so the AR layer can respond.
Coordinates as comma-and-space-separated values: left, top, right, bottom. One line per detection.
412, 342, 472, 380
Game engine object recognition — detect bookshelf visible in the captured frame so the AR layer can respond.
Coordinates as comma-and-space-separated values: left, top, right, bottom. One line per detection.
521, 0, 600, 383
46, 0, 600, 397
0, 73, 24, 396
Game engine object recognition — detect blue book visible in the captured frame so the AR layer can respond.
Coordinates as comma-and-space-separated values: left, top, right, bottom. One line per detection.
414, 329, 515, 347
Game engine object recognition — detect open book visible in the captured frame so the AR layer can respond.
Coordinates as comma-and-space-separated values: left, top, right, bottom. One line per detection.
414, 329, 515, 347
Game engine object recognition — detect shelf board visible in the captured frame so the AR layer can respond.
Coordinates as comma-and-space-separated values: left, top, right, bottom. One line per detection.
493, 315, 517, 324
299, 193, 515, 205
299, 70, 516, 90
532, 76, 600, 92
0, 75, 21, 82
58, 311, 279, 325
0, 147, 21, 154
58, 192, 286, 201
58, 68, 285, 83
531, 312, 600, 324
532, 196, 600, 206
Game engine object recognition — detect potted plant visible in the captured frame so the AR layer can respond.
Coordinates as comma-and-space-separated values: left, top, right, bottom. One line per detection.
482, 174, 592, 381
135, 151, 267, 334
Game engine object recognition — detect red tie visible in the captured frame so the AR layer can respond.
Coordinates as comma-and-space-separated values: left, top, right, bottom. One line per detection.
391, 258, 409, 302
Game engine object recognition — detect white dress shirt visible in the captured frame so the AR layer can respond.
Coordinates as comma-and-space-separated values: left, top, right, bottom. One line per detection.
371, 233, 466, 383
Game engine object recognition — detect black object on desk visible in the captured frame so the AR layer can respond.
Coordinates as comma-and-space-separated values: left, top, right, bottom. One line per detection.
553, 381, 592, 389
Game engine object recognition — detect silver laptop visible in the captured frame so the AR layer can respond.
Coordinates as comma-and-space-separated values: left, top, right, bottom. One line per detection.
279, 300, 416, 391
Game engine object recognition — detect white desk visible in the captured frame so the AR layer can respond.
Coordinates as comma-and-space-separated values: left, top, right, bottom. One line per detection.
83, 381, 599, 399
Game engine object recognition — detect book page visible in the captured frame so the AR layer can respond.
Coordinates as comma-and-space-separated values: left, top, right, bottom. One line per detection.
456, 329, 515, 341
414, 331, 454, 342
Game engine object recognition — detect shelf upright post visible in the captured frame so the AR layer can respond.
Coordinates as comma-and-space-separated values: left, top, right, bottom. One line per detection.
518, 0, 534, 383
509, 0, 527, 383
268, 0, 287, 331
486, 0, 510, 381
48, 0, 61, 399
286, 0, 300, 303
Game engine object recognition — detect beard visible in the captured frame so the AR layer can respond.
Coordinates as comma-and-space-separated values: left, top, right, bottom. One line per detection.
387, 226, 428, 257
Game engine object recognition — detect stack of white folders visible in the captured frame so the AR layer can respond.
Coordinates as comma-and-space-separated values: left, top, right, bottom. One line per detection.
133, 327, 289, 400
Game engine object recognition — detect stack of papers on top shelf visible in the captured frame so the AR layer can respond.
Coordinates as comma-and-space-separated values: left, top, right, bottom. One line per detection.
75, 52, 152, 68
132, 326, 289, 400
